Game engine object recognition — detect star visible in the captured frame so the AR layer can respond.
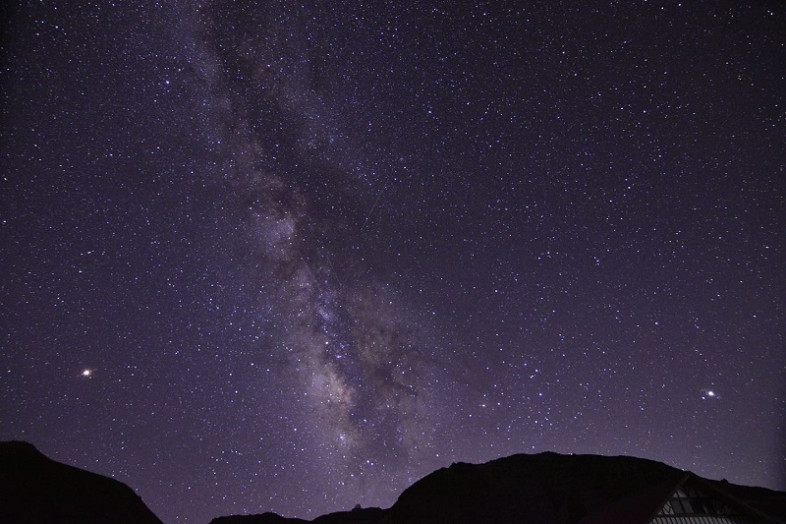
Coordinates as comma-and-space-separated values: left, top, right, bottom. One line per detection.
700, 388, 718, 400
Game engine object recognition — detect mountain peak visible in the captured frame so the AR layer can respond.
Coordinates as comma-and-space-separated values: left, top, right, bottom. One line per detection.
4, 443, 785, 523
0, 440, 163, 524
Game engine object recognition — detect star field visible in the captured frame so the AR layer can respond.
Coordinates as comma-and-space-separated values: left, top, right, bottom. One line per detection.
2, 2, 785, 523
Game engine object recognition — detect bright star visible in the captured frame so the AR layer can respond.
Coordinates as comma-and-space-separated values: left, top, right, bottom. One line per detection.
700, 388, 718, 399
81, 369, 92, 377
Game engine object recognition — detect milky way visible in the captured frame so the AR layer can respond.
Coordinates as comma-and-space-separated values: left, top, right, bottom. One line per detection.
2, 2, 785, 523
184, 0, 455, 484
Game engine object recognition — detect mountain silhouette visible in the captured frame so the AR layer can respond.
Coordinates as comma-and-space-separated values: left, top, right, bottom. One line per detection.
213, 452, 786, 524
3, 440, 784, 523
0, 440, 162, 524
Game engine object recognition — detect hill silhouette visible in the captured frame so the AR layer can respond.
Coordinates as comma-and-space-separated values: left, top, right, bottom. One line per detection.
2, 440, 784, 523
212, 452, 786, 524
0, 440, 162, 524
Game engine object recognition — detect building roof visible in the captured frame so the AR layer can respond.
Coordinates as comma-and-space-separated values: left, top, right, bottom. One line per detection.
579, 472, 781, 524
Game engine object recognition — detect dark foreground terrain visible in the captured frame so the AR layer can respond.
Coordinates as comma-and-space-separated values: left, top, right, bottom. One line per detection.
0, 440, 162, 524
212, 452, 786, 524
2, 440, 784, 523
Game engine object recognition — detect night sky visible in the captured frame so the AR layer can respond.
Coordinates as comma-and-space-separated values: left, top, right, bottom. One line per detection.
2, 2, 785, 523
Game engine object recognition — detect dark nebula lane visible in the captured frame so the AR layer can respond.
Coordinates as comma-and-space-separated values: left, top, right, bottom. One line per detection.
2, 2, 784, 523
